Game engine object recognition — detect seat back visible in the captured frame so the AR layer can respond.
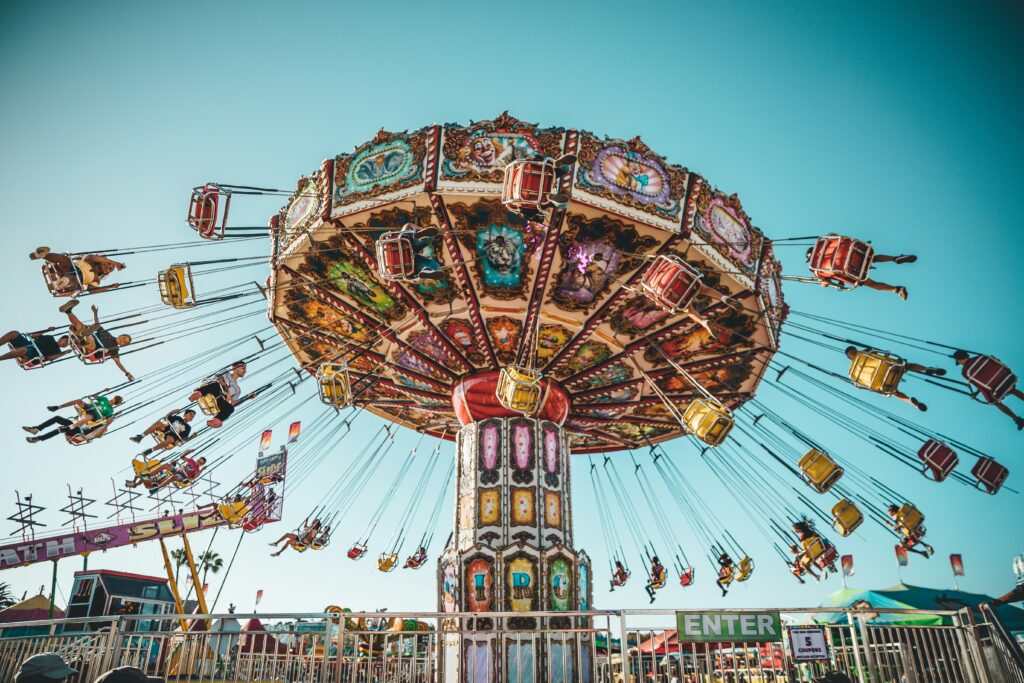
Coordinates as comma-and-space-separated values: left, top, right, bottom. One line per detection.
849, 350, 906, 395
735, 556, 754, 582
683, 398, 734, 446
640, 255, 703, 314
897, 504, 924, 534
917, 440, 959, 482
965, 356, 1017, 402
375, 231, 417, 280
972, 456, 1009, 495
831, 499, 863, 537
808, 235, 874, 285
798, 449, 844, 493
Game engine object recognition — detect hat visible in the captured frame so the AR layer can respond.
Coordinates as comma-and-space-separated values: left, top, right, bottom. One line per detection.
15, 653, 77, 680
94, 666, 164, 683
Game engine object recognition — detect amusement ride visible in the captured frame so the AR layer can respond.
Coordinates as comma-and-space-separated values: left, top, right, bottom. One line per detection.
0, 114, 1017, 641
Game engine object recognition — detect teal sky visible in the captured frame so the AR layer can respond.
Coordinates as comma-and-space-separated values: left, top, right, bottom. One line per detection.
1, 1, 1022, 615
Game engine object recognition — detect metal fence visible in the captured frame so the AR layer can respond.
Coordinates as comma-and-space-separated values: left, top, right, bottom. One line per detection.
0, 606, 1020, 682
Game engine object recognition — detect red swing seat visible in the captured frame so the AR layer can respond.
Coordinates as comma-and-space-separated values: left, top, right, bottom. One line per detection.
188, 184, 231, 240
347, 543, 368, 560
963, 355, 1017, 403
502, 158, 558, 213
808, 235, 874, 288
640, 255, 703, 314
375, 231, 417, 282
678, 566, 695, 587
917, 440, 959, 482
971, 456, 1008, 495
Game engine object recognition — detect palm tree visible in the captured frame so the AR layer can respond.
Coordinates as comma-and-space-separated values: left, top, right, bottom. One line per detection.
198, 551, 224, 588
169, 548, 189, 585
0, 582, 15, 609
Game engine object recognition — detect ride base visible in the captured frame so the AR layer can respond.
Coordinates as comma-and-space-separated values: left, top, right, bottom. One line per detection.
438, 417, 593, 682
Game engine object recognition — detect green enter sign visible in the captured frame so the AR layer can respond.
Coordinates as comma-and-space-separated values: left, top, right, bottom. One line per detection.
676, 611, 783, 643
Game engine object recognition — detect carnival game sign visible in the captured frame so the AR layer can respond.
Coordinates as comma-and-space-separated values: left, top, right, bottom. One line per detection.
0, 506, 227, 569
676, 611, 783, 643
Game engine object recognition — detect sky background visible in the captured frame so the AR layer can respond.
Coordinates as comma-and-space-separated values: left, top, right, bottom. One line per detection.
0, 0, 1022, 616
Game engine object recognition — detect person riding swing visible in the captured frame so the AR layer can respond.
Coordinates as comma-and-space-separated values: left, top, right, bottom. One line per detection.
24, 394, 123, 443
129, 409, 197, 455
609, 560, 630, 591
404, 546, 428, 569
59, 300, 134, 380
190, 361, 254, 428
269, 517, 322, 557
716, 552, 735, 597
953, 350, 1024, 430
125, 453, 207, 490
0, 328, 71, 368
30, 246, 126, 296
845, 346, 945, 412
886, 504, 934, 557
644, 556, 666, 603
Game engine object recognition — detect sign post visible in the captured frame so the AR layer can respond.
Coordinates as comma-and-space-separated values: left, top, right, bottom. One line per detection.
676, 611, 783, 643
788, 625, 830, 662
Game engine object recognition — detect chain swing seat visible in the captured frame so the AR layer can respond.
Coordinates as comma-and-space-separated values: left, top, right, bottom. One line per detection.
9, 335, 53, 371
808, 234, 874, 289
375, 230, 418, 282
893, 503, 926, 541
678, 566, 695, 587
971, 456, 1008, 495
317, 362, 353, 408
131, 457, 189, 490
648, 566, 667, 591
69, 332, 114, 365
797, 448, 844, 493
157, 264, 197, 309
40, 255, 85, 298
347, 543, 367, 560
188, 184, 232, 240
801, 536, 838, 570
65, 401, 110, 447
916, 440, 959, 482
734, 556, 755, 582
404, 551, 427, 570
831, 499, 863, 537
640, 255, 703, 315
217, 499, 252, 527
682, 398, 734, 446
502, 158, 559, 214
964, 356, 1017, 403
848, 349, 906, 395
496, 366, 543, 415
378, 552, 399, 573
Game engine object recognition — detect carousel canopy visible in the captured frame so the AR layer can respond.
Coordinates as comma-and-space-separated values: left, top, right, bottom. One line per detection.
269, 112, 785, 452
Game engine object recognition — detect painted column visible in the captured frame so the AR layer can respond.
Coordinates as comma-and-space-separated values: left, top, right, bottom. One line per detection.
439, 372, 593, 683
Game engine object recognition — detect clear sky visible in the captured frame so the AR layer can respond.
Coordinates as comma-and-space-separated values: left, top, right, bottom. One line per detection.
0, 0, 1022, 616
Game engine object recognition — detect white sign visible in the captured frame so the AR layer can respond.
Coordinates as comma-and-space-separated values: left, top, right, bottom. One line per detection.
789, 626, 830, 662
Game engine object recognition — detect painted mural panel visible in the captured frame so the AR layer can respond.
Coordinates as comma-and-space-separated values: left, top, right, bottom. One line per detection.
510, 488, 536, 526
574, 133, 689, 222
466, 557, 493, 612
506, 554, 538, 612
442, 562, 458, 613
544, 491, 562, 529
478, 420, 501, 484
333, 128, 429, 209
296, 235, 406, 321
551, 214, 657, 312
440, 112, 564, 183
509, 419, 535, 484
691, 183, 764, 277
478, 488, 500, 526
449, 200, 533, 300
548, 556, 572, 611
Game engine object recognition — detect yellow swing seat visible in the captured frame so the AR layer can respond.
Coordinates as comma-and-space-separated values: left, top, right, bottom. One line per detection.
895, 503, 924, 536
831, 499, 863, 537
195, 391, 220, 417
74, 402, 107, 429
848, 349, 907, 395
496, 365, 543, 414
649, 567, 667, 590
797, 448, 844, 493
735, 556, 754, 582
682, 398, 734, 446
800, 536, 828, 562
157, 263, 196, 309
317, 362, 353, 408
217, 500, 251, 525
378, 552, 399, 573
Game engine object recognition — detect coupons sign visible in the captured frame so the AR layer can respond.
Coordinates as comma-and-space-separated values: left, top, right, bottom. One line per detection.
789, 626, 830, 662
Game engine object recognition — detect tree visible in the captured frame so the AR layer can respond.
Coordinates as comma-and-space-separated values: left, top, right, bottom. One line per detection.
169, 548, 189, 585
198, 551, 224, 588
0, 582, 15, 609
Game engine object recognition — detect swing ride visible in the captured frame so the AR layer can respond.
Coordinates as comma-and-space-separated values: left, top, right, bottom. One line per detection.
0, 114, 1018, 674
